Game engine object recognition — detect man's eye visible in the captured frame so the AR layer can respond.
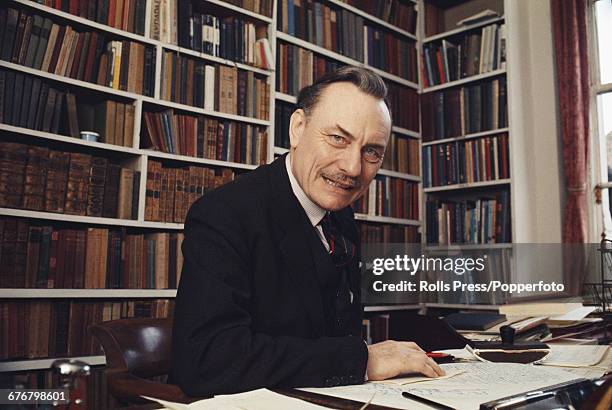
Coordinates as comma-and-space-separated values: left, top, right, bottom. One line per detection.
363, 147, 383, 163
329, 134, 347, 145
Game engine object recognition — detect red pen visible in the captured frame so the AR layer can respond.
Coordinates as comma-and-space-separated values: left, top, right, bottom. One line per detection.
426, 352, 455, 363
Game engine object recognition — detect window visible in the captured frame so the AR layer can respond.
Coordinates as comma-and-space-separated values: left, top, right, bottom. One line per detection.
591, 0, 612, 238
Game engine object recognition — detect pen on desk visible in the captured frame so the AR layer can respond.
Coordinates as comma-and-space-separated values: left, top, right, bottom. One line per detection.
402, 391, 455, 410
426, 352, 455, 364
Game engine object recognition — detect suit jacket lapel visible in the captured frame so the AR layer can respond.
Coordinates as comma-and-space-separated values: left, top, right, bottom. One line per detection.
268, 155, 326, 336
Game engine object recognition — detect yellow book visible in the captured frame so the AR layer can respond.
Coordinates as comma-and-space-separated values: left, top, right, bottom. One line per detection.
112, 41, 123, 90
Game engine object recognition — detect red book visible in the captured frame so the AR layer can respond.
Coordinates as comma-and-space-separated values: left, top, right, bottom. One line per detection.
47, 229, 60, 289
69, 0, 79, 15
436, 48, 446, 83
108, 0, 116, 27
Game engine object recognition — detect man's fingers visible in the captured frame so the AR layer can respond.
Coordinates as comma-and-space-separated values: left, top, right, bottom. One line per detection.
419, 361, 438, 378
428, 358, 446, 376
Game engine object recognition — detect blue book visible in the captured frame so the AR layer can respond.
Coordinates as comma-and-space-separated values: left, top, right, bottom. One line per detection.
314, 2, 323, 47
287, 0, 295, 36
366, 27, 373, 65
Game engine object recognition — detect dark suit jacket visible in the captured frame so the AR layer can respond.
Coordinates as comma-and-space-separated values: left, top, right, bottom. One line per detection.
170, 154, 368, 396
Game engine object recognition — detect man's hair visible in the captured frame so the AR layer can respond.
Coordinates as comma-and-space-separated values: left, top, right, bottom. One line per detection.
296, 66, 390, 119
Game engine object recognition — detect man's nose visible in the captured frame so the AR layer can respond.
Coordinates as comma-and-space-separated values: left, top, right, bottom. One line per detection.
338, 146, 362, 177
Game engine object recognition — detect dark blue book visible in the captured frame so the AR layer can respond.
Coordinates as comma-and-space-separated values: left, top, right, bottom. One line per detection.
445, 312, 507, 331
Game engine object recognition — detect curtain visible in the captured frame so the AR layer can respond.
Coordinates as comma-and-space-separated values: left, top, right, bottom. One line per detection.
550, 0, 590, 294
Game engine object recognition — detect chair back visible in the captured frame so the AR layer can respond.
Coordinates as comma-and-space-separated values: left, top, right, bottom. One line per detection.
90, 317, 173, 378
90, 317, 192, 404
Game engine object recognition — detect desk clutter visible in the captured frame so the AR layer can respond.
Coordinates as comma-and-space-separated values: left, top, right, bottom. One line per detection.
142, 345, 610, 410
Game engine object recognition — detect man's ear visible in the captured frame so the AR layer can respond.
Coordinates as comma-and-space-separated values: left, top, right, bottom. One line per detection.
289, 109, 306, 149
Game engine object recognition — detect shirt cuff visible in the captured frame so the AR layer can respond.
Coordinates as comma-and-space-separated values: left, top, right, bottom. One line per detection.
364, 340, 369, 381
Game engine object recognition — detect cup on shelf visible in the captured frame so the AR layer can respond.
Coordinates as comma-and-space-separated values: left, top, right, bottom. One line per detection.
80, 131, 100, 142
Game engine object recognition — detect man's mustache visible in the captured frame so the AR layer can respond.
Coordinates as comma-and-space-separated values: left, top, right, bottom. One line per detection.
320, 172, 361, 189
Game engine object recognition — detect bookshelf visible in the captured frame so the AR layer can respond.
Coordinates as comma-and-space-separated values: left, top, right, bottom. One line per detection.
272, 0, 421, 236
0, 0, 566, 388
419, 0, 566, 306
0, 0, 275, 379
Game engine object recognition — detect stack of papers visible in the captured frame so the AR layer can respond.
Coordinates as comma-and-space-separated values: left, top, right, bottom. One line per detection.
302, 362, 582, 410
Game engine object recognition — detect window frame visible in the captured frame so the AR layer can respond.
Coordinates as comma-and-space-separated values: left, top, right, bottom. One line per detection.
589, 0, 612, 240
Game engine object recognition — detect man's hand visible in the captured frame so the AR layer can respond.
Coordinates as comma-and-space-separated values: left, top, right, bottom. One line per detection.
366, 340, 446, 381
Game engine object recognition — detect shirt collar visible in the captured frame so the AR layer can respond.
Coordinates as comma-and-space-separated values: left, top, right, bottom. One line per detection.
285, 154, 327, 227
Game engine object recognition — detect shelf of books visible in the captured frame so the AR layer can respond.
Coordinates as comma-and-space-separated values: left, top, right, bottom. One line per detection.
419, 0, 515, 307
0, 0, 274, 386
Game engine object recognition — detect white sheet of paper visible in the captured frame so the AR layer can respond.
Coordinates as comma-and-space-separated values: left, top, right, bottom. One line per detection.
540, 345, 610, 367
435, 346, 479, 361
302, 362, 581, 410
373, 369, 465, 385
142, 389, 328, 410
550, 306, 597, 321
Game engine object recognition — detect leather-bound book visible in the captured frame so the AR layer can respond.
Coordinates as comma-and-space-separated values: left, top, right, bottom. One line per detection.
64, 153, 92, 215
0, 142, 28, 208
117, 167, 134, 219
102, 163, 121, 217
86, 156, 108, 217
22, 146, 50, 211
45, 150, 70, 213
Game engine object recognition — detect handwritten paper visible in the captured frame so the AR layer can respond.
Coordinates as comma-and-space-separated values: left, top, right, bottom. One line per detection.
540, 345, 610, 367
302, 362, 581, 410
373, 369, 465, 385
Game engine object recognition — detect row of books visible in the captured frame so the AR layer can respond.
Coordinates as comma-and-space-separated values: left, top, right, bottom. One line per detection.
151, 0, 274, 45
422, 23, 506, 86
381, 134, 419, 175
276, 41, 342, 96
142, 110, 268, 165
34, 0, 147, 35
353, 176, 419, 220
358, 222, 420, 245
339, 0, 417, 34
419, 249, 511, 305
0, 217, 184, 289
225, 0, 274, 17
145, 160, 235, 223
0, 70, 136, 147
1, 7, 155, 95
160, 52, 270, 120
176, 5, 272, 69
0, 299, 174, 360
425, 191, 511, 245
387, 82, 419, 132
5, 368, 117, 410
364, 26, 417, 82
278, 0, 365, 62
421, 77, 507, 141
0, 142, 140, 219
423, 134, 510, 187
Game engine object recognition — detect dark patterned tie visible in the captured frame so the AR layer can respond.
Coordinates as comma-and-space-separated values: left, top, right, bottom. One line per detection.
319, 212, 356, 335
319, 213, 356, 267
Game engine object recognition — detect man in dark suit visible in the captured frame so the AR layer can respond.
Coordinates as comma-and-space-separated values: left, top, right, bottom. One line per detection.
171, 67, 444, 396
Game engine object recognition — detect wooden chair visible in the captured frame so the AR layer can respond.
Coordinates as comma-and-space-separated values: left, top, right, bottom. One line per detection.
89, 318, 193, 406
